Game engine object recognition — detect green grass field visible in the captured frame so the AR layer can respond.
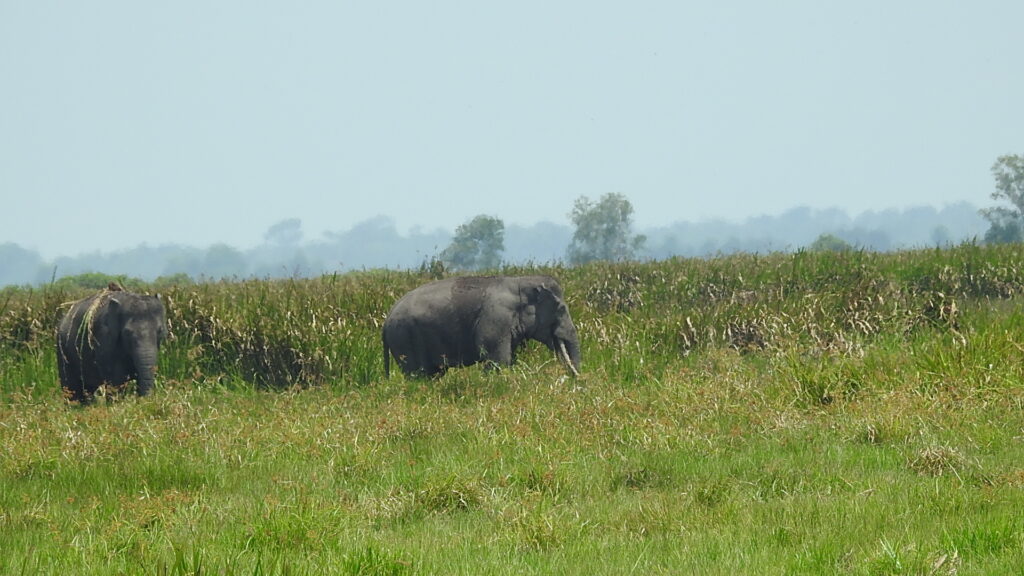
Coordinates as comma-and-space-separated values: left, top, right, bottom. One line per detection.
2, 245, 1024, 574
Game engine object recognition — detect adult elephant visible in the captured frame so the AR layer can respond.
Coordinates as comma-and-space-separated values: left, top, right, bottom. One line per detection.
56, 288, 168, 402
383, 275, 581, 378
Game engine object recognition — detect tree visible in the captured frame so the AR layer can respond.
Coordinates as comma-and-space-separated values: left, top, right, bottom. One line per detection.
441, 215, 505, 271
984, 219, 1023, 244
264, 218, 303, 247
51, 272, 136, 291
567, 193, 645, 265
0, 243, 44, 287
202, 244, 248, 279
808, 233, 853, 252
981, 154, 1024, 244
930, 225, 952, 247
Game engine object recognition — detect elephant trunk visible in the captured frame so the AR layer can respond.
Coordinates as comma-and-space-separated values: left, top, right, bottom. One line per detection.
132, 346, 159, 397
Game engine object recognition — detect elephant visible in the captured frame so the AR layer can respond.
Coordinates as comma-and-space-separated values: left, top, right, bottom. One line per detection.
382, 275, 581, 378
56, 288, 168, 402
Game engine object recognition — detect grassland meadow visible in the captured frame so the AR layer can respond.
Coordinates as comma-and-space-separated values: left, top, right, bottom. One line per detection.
2, 245, 1023, 574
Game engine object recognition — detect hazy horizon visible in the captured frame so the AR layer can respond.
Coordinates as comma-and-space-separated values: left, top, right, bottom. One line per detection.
2, 201, 986, 261
2, 3, 1021, 259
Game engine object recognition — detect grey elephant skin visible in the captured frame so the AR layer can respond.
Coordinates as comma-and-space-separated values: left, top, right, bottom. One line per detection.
56, 290, 168, 402
382, 275, 581, 378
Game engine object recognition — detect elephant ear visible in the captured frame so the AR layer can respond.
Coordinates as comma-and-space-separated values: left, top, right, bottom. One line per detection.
106, 296, 124, 327
528, 283, 555, 303
542, 284, 565, 303
88, 295, 121, 344
530, 285, 564, 318
528, 285, 541, 302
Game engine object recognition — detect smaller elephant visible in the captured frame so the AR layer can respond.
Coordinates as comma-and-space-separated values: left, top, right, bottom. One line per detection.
56, 288, 168, 402
382, 275, 581, 378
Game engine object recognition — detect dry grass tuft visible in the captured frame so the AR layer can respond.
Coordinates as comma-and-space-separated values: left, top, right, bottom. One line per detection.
910, 445, 967, 477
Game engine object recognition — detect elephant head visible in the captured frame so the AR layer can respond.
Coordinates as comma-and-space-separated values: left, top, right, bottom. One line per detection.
108, 294, 168, 396
523, 283, 581, 376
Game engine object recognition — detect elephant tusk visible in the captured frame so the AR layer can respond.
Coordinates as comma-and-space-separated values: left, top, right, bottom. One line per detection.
559, 341, 580, 377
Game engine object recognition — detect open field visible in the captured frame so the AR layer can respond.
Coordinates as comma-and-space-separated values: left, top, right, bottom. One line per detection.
2, 245, 1024, 574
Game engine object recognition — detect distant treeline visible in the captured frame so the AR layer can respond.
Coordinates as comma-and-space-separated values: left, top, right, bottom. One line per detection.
0, 203, 987, 287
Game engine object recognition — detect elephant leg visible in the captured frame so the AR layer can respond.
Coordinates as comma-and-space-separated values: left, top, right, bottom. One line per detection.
480, 335, 514, 368
402, 347, 445, 378
63, 359, 102, 402
83, 362, 105, 398
106, 358, 131, 390
60, 359, 88, 402
408, 326, 451, 376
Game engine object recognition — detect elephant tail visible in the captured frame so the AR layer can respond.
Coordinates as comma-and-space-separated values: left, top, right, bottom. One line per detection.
382, 331, 391, 379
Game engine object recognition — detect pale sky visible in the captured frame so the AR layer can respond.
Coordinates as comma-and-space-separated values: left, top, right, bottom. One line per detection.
2, 2, 1021, 258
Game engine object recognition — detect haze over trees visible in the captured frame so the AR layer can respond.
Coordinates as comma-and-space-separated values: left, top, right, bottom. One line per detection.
0, 202, 990, 288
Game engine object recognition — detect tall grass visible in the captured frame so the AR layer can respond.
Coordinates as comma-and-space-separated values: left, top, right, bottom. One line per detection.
2, 243, 1024, 573
5, 243, 1023, 394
